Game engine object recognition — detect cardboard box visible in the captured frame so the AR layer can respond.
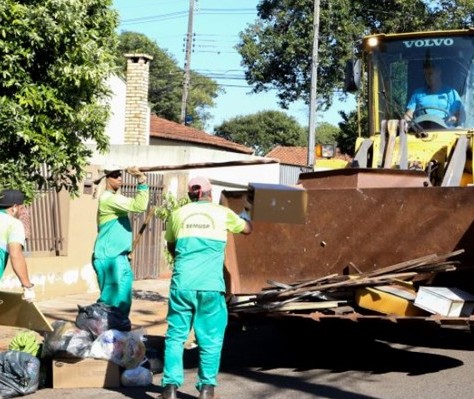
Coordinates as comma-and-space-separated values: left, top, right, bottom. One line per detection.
248, 183, 308, 224
0, 291, 53, 332
52, 357, 121, 388
414, 286, 474, 317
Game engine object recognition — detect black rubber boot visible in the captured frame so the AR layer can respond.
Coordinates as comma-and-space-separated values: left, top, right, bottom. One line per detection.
161, 384, 178, 399
198, 384, 215, 399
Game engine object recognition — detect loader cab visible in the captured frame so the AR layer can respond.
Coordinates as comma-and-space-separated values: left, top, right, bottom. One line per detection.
363, 30, 474, 134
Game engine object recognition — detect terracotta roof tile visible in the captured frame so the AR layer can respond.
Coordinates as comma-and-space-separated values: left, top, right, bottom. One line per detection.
149, 114, 253, 154
266, 145, 352, 166
266, 146, 308, 166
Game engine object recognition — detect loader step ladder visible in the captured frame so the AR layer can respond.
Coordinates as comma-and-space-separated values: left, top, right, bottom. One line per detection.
352, 139, 373, 168
442, 135, 468, 187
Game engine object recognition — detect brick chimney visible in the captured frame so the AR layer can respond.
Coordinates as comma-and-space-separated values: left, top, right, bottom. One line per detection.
124, 53, 153, 145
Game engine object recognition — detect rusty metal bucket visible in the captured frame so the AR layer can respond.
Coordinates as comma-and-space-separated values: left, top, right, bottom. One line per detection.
221, 169, 474, 295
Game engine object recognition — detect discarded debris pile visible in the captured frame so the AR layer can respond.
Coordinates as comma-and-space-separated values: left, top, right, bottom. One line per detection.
228, 250, 467, 316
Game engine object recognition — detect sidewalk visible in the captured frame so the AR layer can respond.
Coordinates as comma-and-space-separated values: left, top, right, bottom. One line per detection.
0, 278, 171, 351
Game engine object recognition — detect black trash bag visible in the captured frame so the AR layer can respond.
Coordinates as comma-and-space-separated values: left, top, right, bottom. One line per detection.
0, 350, 40, 398
41, 320, 94, 359
75, 302, 131, 338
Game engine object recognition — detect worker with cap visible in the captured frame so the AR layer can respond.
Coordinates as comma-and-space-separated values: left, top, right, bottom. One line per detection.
160, 176, 252, 399
0, 189, 35, 302
92, 164, 149, 317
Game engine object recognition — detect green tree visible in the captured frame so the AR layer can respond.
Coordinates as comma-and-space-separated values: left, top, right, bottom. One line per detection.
336, 108, 369, 156
315, 122, 340, 145
0, 0, 119, 199
213, 110, 306, 155
116, 31, 221, 129
238, 0, 474, 110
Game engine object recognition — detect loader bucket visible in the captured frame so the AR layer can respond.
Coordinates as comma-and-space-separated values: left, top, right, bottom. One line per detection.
221, 169, 474, 295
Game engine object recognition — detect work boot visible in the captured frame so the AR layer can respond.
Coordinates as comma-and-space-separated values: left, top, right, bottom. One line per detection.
198, 384, 215, 399
160, 384, 178, 399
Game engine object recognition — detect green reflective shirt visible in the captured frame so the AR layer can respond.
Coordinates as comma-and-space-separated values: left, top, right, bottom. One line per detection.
165, 200, 246, 292
93, 184, 149, 259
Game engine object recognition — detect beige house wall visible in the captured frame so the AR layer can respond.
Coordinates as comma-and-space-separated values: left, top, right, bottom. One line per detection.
0, 166, 101, 301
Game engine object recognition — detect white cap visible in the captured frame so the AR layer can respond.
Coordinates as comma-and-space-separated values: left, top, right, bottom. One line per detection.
94, 163, 123, 185
101, 163, 123, 175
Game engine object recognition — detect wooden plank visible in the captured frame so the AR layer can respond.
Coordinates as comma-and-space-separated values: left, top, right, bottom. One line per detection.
367, 250, 464, 277
230, 300, 343, 313
138, 159, 277, 172
273, 301, 342, 311
0, 291, 53, 332
275, 271, 418, 298
263, 274, 340, 296
366, 253, 438, 277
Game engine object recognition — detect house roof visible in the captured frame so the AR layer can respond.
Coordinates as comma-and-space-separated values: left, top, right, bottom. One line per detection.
266, 146, 308, 166
266, 145, 353, 166
149, 114, 254, 154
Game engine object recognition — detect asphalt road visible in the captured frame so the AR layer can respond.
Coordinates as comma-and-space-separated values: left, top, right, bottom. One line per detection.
24, 317, 474, 399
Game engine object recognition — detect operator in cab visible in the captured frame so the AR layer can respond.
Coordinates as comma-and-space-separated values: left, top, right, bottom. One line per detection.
404, 61, 464, 127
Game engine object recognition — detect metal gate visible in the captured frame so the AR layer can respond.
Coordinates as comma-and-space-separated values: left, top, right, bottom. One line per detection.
122, 173, 164, 279
27, 189, 64, 256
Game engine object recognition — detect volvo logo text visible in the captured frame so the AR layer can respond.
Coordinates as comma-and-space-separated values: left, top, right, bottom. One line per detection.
403, 38, 454, 48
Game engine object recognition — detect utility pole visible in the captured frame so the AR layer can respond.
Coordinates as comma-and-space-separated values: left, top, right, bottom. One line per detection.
180, 0, 195, 124
307, 0, 321, 167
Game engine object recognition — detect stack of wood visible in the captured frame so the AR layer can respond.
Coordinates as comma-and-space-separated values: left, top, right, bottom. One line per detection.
228, 250, 464, 314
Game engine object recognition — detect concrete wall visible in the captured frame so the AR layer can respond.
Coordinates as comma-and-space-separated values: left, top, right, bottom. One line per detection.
88, 142, 255, 166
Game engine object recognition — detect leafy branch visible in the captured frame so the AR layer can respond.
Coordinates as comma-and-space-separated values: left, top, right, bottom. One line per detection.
155, 192, 190, 268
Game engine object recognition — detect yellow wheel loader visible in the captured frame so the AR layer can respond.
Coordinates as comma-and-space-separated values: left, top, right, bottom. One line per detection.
221, 29, 474, 328
350, 29, 474, 187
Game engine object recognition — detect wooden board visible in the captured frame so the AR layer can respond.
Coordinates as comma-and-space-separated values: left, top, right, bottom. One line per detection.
274, 301, 343, 311
0, 291, 53, 332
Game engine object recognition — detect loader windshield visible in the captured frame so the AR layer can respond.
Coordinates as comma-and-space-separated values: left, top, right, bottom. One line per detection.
366, 33, 474, 130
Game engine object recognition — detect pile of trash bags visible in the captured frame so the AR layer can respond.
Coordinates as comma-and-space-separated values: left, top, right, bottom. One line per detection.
40, 302, 156, 386
1, 302, 160, 395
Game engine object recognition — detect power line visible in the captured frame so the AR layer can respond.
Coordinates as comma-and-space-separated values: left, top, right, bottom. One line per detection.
121, 8, 255, 25
118, 0, 188, 10
194, 51, 237, 54
218, 84, 261, 88
196, 8, 255, 13
121, 11, 188, 25
195, 34, 239, 38
203, 75, 245, 80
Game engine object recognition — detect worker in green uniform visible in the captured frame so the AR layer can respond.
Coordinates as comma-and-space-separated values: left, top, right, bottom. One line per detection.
160, 176, 253, 399
92, 164, 149, 316
0, 189, 35, 302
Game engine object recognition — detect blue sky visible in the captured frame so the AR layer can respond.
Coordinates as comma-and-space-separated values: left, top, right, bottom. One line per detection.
113, 0, 354, 132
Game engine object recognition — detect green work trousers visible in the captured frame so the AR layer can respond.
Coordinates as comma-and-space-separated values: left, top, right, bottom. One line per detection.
162, 289, 228, 390
92, 254, 133, 316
